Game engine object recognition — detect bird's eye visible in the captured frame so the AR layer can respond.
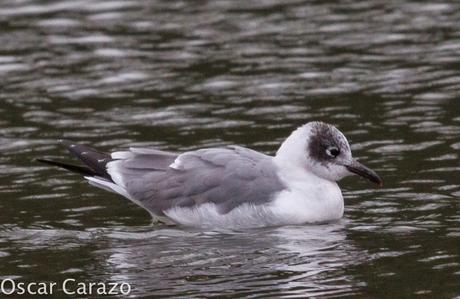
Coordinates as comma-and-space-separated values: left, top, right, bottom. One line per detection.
326, 146, 340, 158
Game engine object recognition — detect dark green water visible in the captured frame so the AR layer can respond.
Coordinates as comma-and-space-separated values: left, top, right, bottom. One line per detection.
0, 0, 459, 297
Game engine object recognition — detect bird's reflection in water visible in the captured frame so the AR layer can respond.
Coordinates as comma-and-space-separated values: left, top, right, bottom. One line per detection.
100, 222, 363, 297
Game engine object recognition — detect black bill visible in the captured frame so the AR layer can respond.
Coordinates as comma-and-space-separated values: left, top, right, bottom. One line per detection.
345, 159, 383, 187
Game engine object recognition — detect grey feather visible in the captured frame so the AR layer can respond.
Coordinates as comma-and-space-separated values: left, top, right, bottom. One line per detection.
110, 146, 286, 215
122, 150, 176, 170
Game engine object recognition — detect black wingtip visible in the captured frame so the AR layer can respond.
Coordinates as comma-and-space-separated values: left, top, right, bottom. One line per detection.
36, 158, 96, 176
38, 140, 113, 180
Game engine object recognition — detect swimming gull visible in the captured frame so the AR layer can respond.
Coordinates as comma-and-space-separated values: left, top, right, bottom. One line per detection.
38, 121, 382, 228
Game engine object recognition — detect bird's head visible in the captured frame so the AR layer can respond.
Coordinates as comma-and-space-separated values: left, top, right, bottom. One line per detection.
276, 122, 383, 186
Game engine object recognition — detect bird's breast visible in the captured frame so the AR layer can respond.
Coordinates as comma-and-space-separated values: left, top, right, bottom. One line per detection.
270, 178, 344, 224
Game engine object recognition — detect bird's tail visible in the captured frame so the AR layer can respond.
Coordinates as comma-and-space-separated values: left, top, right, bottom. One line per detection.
37, 140, 113, 180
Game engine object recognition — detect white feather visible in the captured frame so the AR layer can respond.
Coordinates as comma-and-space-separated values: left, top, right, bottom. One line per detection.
85, 176, 132, 200
169, 157, 183, 170
84, 176, 173, 224
111, 151, 133, 159
164, 203, 281, 228
271, 161, 344, 224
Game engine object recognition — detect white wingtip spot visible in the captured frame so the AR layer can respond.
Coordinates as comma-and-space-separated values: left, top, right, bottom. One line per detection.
111, 151, 133, 159
169, 158, 182, 170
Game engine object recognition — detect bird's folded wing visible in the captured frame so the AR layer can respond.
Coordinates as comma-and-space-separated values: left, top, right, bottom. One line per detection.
106, 146, 285, 215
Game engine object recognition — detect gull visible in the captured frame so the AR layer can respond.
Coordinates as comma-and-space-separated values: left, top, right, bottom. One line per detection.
38, 122, 382, 228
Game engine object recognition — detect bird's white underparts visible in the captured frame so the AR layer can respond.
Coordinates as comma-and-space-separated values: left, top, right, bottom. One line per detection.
38, 122, 383, 229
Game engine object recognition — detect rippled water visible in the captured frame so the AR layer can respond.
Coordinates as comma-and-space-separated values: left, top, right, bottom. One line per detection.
1, 0, 460, 297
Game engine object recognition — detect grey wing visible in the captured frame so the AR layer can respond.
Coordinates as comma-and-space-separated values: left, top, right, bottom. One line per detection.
86, 147, 178, 204
104, 146, 285, 215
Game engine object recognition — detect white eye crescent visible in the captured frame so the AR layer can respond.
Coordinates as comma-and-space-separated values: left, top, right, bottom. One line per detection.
326, 146, 340, 158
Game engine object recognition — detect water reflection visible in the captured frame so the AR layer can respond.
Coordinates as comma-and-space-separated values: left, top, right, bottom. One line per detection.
0, 224, 362, 297
95, 224, 358, 297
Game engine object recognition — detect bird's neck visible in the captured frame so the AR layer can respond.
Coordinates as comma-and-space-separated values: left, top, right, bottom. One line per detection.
274, 155, 332, 186
275, 125, 311, 165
